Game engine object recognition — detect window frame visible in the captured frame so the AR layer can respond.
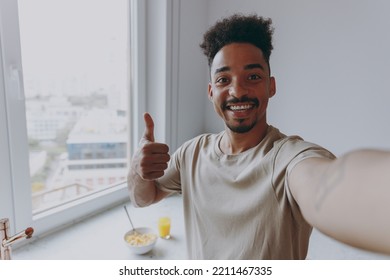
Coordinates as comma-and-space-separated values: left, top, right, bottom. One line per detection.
0, 0, 145, 238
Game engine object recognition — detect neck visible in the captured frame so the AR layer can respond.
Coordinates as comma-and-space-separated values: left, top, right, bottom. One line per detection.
220, 122, 269, 155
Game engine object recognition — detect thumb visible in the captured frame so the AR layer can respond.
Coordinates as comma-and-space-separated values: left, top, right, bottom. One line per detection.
143, 112, 155, 142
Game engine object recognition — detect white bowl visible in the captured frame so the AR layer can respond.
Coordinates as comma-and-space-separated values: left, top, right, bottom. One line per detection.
124, 227, 158, 255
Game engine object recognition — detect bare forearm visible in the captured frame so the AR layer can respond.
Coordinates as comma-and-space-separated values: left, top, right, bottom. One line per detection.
295, 150, 390, 254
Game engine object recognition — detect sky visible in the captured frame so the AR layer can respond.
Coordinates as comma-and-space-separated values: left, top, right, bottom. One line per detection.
17, 0, 129, 97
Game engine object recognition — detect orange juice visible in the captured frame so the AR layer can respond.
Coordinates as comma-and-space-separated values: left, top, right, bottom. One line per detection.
158, 217, 171, 239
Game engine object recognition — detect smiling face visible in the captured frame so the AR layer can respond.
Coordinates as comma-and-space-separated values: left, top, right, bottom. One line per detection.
208, 43, 276, 134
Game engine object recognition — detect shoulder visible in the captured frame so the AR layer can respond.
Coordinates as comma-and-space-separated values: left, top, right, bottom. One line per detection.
173, 132, 222, 158
180, 132, 221, 150
269, 127, 336, 181
270, 127, 335, 163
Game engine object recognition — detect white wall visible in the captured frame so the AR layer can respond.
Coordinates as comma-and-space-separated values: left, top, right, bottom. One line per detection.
174, 0, 209, 147
203, 0, 390, 156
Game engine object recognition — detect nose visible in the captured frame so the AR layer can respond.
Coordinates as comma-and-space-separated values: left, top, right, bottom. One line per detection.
228, 79, 248, 99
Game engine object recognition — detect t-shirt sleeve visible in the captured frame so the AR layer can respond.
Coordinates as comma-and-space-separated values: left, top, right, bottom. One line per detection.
272, 137, 336, 221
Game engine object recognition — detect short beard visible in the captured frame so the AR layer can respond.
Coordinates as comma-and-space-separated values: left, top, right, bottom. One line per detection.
223, 96, 260, 133
226, 119, 257, 134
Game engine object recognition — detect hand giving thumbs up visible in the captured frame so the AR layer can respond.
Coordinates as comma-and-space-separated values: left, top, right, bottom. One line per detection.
134, 113, 170, 180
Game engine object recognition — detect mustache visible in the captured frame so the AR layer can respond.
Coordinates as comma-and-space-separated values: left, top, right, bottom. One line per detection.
221, 96, 260, 110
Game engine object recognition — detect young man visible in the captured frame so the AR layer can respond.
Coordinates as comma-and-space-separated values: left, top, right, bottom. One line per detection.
128, 14, 390, 259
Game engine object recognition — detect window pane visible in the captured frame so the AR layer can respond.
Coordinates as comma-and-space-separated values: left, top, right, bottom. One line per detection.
17, 0, 130, 213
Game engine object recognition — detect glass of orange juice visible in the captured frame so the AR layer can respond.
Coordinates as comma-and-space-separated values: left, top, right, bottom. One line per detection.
158, 217, 171, 239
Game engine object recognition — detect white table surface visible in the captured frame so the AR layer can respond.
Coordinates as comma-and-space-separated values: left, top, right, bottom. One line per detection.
13, 195, 187, 260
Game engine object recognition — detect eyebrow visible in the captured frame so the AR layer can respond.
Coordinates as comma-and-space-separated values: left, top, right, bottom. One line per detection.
214, 66, 230, 75
214, 63, 265, 75
244, 63, 264, 70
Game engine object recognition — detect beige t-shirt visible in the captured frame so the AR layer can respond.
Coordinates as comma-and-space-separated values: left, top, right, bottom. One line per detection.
156, 126, 335, 259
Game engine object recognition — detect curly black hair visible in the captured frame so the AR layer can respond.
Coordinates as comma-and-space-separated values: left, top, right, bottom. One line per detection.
200, 14, 274, 70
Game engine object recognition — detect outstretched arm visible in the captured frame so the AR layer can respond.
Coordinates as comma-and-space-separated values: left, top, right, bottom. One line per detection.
289, 149, 390, 255
127, 113, 171, 207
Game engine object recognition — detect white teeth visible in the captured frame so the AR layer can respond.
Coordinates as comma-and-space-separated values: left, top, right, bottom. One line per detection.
229, 104, 253, 111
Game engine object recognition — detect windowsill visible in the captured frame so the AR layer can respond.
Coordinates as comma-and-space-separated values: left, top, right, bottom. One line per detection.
13, 195, 187, 260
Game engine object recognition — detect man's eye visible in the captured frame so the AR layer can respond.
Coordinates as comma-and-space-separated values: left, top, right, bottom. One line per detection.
248, 74, 261, 80
216, 77, 229, 84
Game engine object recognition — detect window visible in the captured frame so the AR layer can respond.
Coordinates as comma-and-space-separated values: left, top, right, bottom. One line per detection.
0, 0, 144, 237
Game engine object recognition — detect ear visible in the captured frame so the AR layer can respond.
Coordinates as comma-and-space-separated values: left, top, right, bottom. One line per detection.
269, 76, 276, 98
208, 83, 213, 101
